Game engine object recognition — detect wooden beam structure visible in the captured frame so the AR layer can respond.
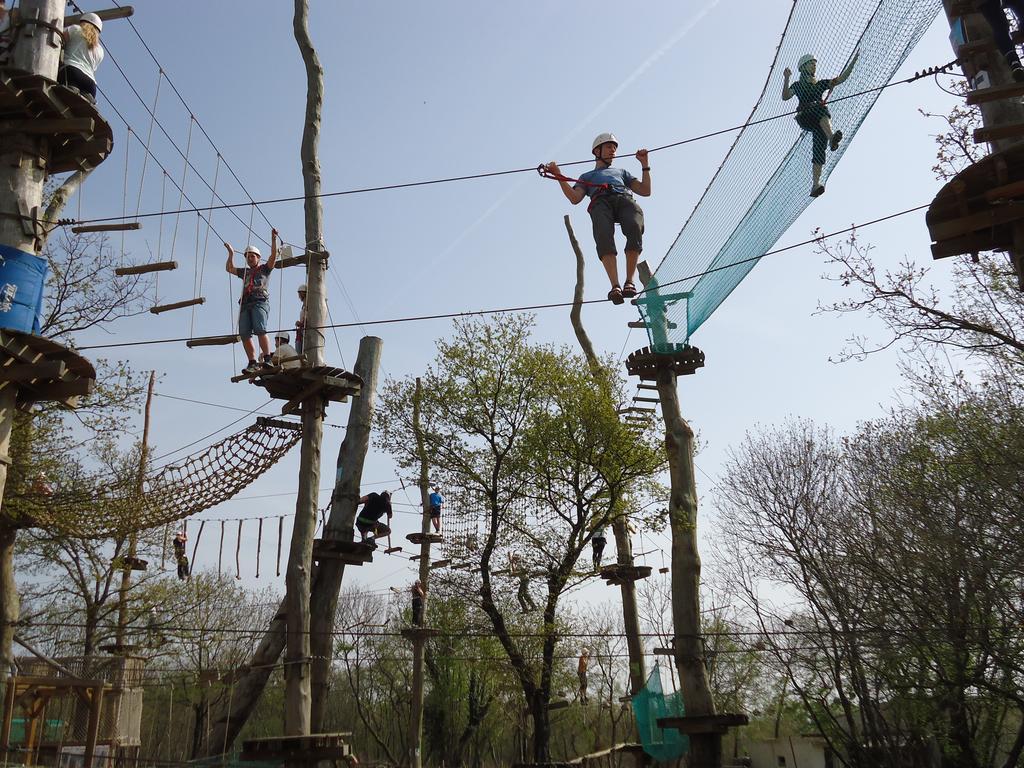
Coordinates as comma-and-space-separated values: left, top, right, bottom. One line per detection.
150, 297, 204, 315
115, 260, 177, 276
186, 334, 239, 348
72, 222, 140, 234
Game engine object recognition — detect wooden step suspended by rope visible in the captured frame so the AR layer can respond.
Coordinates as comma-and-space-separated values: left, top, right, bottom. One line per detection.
637, 383, 658, 391
311, 538, 375, 566
72, 222, 141, 234
187, 334, 239, 348
384, 546, 403, 554
627, 320, 677, 330
150, 297, 205, 315
633, 396, 659, 403
429, 559, 451, 570
409, 554, 423, 561
659, 566, 669, 574
406, 531, 443, 545
115, 260, 177, 276
616, 406, 655, 415
652, 647, 674, 656
114, 556, 148, 572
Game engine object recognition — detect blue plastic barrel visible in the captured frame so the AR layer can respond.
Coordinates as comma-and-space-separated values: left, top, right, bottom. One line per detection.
0, 244, 48, 334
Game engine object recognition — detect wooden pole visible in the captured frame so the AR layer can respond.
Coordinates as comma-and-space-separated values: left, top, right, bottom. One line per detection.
407, 377, 433, 768
0, 0, 64, 702
309, 336, 383, 731
943, 1, 1024, 285
115, 371, 155, 647
656, 367, 718, 768
284, 0, 327, 744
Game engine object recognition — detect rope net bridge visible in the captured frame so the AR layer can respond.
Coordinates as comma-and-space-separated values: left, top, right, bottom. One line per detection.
637, 0, 942, 348
19, 419, 301, 539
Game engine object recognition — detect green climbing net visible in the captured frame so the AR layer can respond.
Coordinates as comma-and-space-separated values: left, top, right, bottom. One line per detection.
639, 0, 942, 348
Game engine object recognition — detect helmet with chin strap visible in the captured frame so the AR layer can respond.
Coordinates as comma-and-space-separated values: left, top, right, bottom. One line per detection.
797, 54, 816, 73
591, 132, 618, 156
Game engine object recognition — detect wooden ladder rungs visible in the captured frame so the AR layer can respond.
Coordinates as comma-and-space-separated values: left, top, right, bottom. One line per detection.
973, 122, 1024, 145
150, 297, 205, 315
115, 260, 177, 276
73, 222, 140, 234
186, 334, 239, 348
966, 81, 1024, 105
637, 383, 658, 391
633, 396, 659, 403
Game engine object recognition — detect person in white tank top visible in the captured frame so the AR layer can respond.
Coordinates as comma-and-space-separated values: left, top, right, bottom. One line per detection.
59, 12, 104, 100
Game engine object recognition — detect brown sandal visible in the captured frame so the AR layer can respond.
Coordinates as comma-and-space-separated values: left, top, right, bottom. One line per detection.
607, 285, 624, 305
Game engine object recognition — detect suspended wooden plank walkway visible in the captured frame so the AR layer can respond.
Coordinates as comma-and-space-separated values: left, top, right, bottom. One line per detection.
233, 363, 362, 416
115, 261, 177, 276
186, 334, 238, 348
150, 298, 203, 315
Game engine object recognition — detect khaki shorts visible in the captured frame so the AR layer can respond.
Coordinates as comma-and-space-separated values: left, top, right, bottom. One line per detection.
589, 194, 644, 259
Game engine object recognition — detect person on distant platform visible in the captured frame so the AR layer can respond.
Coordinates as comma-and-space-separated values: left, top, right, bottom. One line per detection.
355, 490, 393, 542
782, 51, 859, 197
428, 485, 444, 533
59, 13, 104, 101
172, 530, 189, 581
510, 552, 537, 613
591, 526, 607, 571
225, 229, 279, 374
411, 579, 425, 626
295, 283, 307, 355
271, 333, 301, 369
544, 133, 651, 305
979, 0, 1024, 82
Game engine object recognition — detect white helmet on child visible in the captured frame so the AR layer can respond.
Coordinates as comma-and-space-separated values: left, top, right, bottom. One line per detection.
797, 54, 816, 72
275, 332, 290, 343
244, 245, 261, 258
297, 283, 307, 293
80, 12, 103, 31
591, 132, 618, 155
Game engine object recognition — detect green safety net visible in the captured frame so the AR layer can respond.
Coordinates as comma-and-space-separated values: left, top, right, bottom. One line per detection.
632, 663, 689, 761
638, 0, 942, 347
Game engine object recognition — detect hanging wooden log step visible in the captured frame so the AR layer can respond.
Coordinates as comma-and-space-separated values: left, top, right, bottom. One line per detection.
72, 222, 141, 234
150, 298, 204, 315
115, 260, 177, 276
65, 7, 135, 26
927, 141, 1024, 266
311, 539, 375, 566
656, 714, 749, 735
624, 345, 705, 381
113, 556, 148, 571
384, 546, 403, 554
400, 627, 441, 641
616, 406, 655, 414
627, 320, 677, 330
659, 566, 669, 574
410, 554, 423, 561
633, 396, 659, 403
973, 123, 1024, 145
406, 531, 443, 545
637, 383, 658, 391
966, 80, 1024, 105
598, 564, 652, 586
652, 647, 674, 655
429, 559, 451, 569
187, 334, 239, 348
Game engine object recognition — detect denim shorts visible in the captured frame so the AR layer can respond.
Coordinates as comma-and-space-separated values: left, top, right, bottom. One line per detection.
238, 300, 269, 339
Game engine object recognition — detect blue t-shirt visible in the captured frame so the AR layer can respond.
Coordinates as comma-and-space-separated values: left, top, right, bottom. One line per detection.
429, 491, 443, 508
574, 167, 637, 199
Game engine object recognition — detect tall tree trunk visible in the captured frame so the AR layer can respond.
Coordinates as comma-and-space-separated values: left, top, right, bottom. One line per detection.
284, 0, 328, 739
657, 367, 717, 768
310, 337, 383, 731
197, 337, 379, 755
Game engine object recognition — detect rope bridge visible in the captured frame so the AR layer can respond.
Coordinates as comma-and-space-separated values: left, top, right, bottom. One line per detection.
638, 0, 942, 347
20, 419, 302, 538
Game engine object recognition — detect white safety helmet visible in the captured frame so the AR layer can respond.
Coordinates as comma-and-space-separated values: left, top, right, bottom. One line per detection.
591, 132, 618, 155
244, 245, 261, 258
297, 283, 307, 293
797, 54, 816, 72
275, 332, 290, 343
80, 12, 103, 32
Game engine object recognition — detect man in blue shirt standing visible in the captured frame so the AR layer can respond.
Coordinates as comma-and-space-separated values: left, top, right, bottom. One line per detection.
428, 486, 443, 533
545, 133, 651, 305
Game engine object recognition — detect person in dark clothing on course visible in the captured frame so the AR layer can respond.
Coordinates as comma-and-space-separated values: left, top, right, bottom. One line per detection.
591, 526, 607, 570
782, 52, 859, 197
411, 580, 425, 626
356, 490, 393, 542
544, 133, 651, 305
428, 486, 443, 533
978, 0, 1024, 81
225, 229, 279, 374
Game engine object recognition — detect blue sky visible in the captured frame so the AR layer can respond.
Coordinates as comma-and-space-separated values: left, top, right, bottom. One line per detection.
64, 1, 962, 603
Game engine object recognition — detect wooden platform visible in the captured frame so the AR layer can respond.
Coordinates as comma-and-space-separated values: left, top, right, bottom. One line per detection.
235, 364, 362, 416
656, 713, 749, 734
598, 564, 652, 586
406, 531, 443, 545
927, 142, 1024, 268
966, 80, 1024, 106
624, 345, 704, 381
311, 539, 375, 566
0, 69, 113, 173
240, 733, 352, 763
0, 329, 95, 409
